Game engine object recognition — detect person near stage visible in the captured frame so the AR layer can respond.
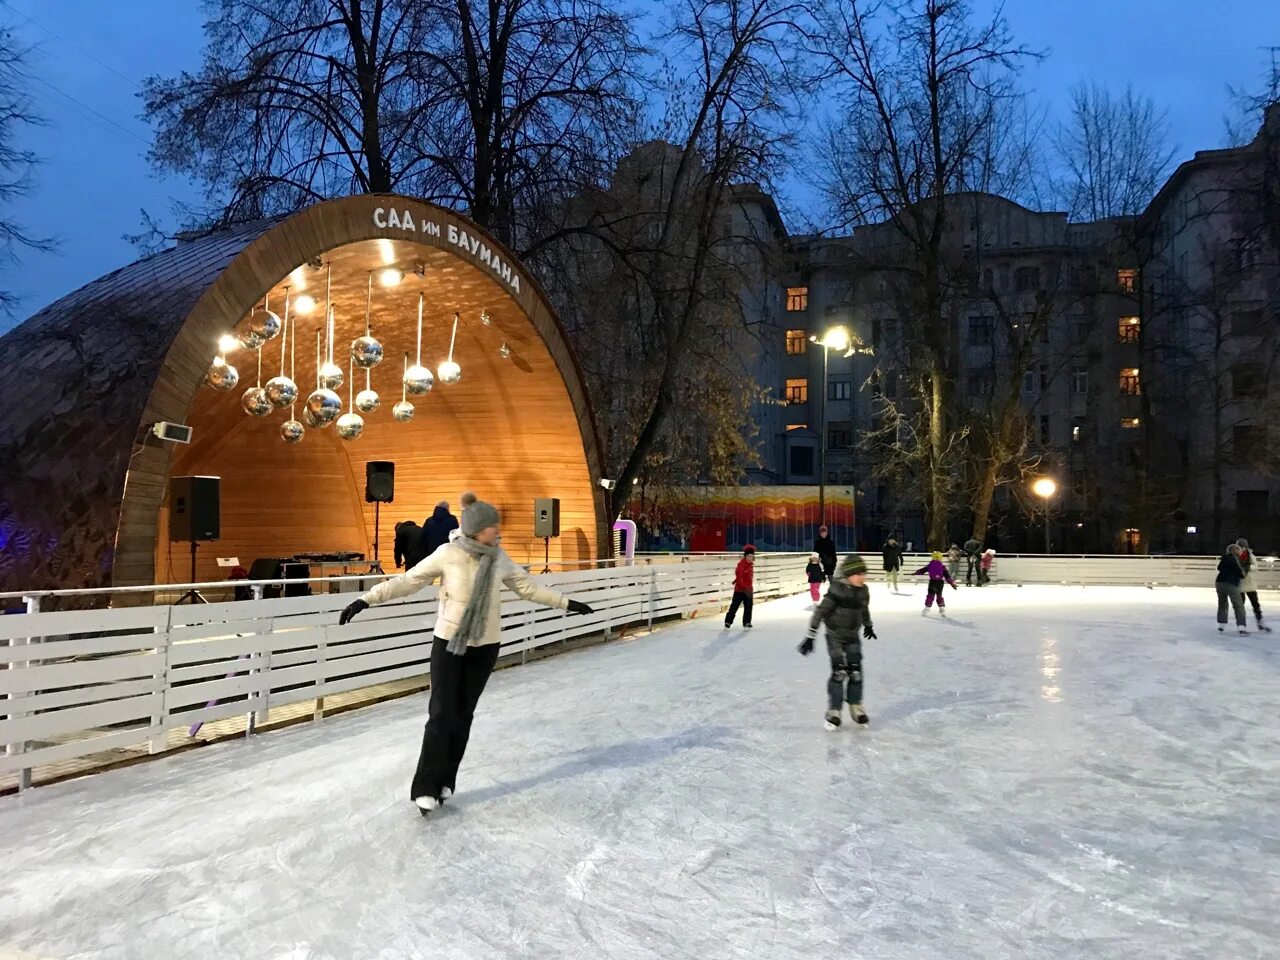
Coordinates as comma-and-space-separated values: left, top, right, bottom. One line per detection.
814, 524, 837, 585
799, 554, 875, 728
881, 536, 903, 591
805, 552, 825, 604
725, 545, 756, 629
339, 498, 594, 816
394, 520, 427, 570
422, 501, 460, 555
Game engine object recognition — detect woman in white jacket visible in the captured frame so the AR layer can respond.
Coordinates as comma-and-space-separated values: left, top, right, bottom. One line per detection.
339, 498, 593, 815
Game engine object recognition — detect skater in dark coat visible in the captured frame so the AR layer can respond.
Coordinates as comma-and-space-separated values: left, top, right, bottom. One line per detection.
725, 545, 756, 628
1216, 543, 1249, 634
913, 552, 957, 615
1235, 538, 1270, 632
813, 525, 838, 584
805, 553, 825, 604
421, 502, 460, 556
800, 554, 876, 727
394, 520, 427, 570
963, 537, 981, 585
881, 537, 903, 591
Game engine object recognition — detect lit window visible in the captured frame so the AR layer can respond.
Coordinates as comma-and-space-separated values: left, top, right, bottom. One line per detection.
1119, 367, 1141, 396
1071, 421, 1083, 443
785, 378, 808, 404
1124, 528, 1141, 552
1120, 417, 1142, 429
1117, 269, 1136, 293
785, 329, 807, 355
1118, 316, 1140, 343
786, 423, 807, 432
786, 287, 809, 312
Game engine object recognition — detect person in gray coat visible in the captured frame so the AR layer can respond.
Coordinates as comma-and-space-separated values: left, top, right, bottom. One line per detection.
799, 554, 876, 728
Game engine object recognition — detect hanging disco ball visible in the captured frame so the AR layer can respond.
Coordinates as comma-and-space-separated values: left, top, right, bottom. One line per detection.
336, 411, 364, 440
206, 357, 240, 391
249, 308, 282, 343
264, 375, 298, 408
302, 407, 324, 429
351, 335, 384, 369
437, 359, 461, 385
305, 387, 342, 426
280, 419, 305, 444
318, 361, 344, 390
355, 389, 380, 413
403, 363, 434, 396
392, 400, 415, 423
241, 386, 272, 417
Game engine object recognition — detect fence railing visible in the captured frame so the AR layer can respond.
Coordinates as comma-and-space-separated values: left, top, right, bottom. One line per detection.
2, 555, 811, 792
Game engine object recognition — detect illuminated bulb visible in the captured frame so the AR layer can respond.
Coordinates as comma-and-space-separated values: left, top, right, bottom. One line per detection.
499, 341, 511, 359
378, 267, 404, 288
480, 310, 491, 326
218, 334, 239, 354
293, 294, 317, 315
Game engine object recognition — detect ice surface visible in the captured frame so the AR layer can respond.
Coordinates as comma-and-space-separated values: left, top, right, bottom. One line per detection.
2, 585, 1278, 960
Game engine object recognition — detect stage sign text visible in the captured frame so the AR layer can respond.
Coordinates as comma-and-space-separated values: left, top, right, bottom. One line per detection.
372, 206, 521, 294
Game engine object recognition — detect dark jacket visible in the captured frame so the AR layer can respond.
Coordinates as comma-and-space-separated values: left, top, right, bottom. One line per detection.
806, 560, 826, 584
1216, 554, 1245, 587
814, 535, 837, 573
807, 578, 874, 646
963, 538, 981, 557
422, 505, 460, 556
881, 541, 902, 571
394, 521, 427, 570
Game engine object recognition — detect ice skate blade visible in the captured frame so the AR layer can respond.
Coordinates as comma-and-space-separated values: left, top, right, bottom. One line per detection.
824, 720, 840, 731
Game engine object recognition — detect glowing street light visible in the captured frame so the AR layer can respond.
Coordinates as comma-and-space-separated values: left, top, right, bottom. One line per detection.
1032, 477, 1057, 553
809, 324, 872, 529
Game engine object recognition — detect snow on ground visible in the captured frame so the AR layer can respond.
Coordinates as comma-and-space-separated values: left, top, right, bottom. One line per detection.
1, 584, 1278, 960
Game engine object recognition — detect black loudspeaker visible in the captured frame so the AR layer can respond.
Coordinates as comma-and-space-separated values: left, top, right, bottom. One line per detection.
170, 476, 220, 541
534, 498, 561, 538
366, 461, 395, 503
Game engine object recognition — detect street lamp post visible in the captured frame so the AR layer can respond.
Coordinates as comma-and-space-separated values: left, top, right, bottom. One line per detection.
1032, 477, 1057, 553
811, 326, 850, 526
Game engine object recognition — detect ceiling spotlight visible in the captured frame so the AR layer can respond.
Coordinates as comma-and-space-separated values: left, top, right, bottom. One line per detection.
378, 267, 404, 288
218, 334, 239, 355
413, 261, 426, 277
294, 294, 317, 315
499, 341, 511, 359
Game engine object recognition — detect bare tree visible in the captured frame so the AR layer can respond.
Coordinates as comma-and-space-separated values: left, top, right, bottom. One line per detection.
1055, 82, 1175, 221
814, 0, 1038, 547
0, 27, 53, 315
141, 0, 639, 242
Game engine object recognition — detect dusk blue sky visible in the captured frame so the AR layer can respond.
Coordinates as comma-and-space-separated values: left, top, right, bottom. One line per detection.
0, 0, 1274, 330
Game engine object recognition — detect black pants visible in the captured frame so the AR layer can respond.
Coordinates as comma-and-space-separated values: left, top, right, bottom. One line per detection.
965, 556, 977, 585
1245, 590, 1264, 622
410, 636, 500, 801
827, 636, 863, 708
725, 591, 753, 627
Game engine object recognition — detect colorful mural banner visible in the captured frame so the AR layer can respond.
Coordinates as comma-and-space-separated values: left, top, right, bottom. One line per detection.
645, 485, 857, 553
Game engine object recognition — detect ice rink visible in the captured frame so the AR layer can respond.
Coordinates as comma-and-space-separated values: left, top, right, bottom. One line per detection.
2, 584, 1278, 960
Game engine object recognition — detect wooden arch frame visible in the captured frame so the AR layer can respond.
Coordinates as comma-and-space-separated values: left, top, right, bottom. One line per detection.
113, 195, 608, 587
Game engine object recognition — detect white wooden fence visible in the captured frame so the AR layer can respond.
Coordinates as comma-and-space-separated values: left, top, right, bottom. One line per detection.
1, 551, 1267, 793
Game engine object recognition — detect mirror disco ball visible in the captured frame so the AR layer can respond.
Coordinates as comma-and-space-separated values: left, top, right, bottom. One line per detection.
355, 389, 380, 413
280, 419, 305, 444
241, 386, 272, 417
206, 357, 240, 391
437, 359, 461, 385
305, 388, 342, 425
336, 412, 364, 440
392, 400, 415, 422
318, 361, 344, 390
403, 363, 434, 396
249, 308, 282, 343
352, 335, 384, 369
264, 375, 298, 408
302, 407, 325, 429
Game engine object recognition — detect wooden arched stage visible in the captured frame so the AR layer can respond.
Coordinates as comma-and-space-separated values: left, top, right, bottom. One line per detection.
0, 196, 608, 596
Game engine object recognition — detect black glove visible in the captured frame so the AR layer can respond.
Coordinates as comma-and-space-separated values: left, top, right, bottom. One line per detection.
339, 599, 368, 625
864, 627, 877, 640
799, 635, 814, 656
567, 599, 594, 615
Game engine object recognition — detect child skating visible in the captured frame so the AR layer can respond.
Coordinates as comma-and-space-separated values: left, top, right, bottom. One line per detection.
799, 554, 876, 728
725, 545, 755, 629
913, 551, 956, 616
805, 552, 825, 605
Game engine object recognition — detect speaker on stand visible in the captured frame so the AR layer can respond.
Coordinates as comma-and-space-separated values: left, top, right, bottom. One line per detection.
170, 476, 221, 604
534, 497, 561, 574
365, 461, 395, 575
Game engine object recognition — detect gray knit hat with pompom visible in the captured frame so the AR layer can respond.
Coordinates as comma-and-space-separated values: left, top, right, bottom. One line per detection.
461, 499, 501, 537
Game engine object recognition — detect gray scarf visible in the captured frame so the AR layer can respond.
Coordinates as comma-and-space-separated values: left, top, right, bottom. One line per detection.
449, 537, 501, 655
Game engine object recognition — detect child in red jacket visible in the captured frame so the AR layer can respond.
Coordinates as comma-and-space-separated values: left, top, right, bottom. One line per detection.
725, 545, 756, 629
